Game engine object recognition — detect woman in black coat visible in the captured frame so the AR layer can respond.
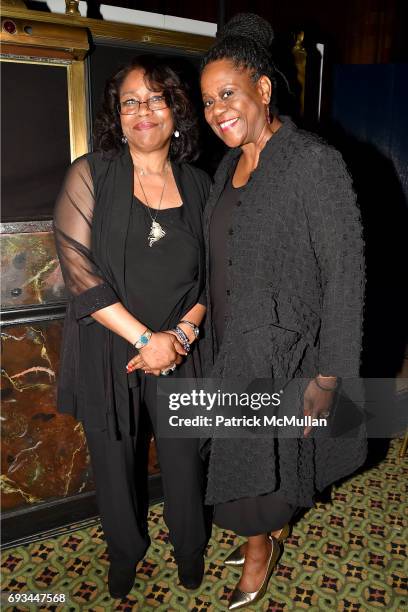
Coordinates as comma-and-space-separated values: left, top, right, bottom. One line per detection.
54, 55, 211, 598
200, 13, 366, 610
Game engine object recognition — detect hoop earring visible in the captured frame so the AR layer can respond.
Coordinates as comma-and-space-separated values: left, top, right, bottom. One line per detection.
121, 135, 128, 144
173, 130, 180, 138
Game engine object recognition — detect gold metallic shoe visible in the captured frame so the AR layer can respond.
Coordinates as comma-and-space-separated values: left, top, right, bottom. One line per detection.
228, 535, 281, 610
224, 523, 290, 566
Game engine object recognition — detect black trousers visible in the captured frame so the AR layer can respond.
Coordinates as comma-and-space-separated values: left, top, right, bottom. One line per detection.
85, 376, 210, 567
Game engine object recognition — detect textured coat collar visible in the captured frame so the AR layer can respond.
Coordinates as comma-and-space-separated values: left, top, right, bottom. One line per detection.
205, 116, 296, 225
215, 116, 296, 180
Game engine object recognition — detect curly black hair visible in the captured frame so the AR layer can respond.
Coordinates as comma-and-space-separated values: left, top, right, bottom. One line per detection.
93, 54, 199, 162
201, 13, 279, 115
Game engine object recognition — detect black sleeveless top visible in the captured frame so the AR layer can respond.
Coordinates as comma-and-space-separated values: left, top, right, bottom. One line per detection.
125, 196, 200, 332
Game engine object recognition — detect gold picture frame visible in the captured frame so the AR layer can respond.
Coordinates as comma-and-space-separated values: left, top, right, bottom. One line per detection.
0, 4, 214, 54
1, 11, 89, 162
1, 56, 88, 162
0, 4, 215, 165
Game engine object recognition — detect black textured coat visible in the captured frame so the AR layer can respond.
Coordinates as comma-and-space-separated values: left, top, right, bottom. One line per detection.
202, 118, 367, 507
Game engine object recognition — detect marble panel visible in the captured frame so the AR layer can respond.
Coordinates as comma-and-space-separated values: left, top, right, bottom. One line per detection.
1, 232, 65, 308
1, 320, 159, 514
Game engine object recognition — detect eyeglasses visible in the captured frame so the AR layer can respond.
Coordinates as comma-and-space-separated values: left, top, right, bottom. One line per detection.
117, 95, 168, 115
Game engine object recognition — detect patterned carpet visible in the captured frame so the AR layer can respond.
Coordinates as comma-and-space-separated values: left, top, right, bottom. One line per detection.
1, 439, 407, 611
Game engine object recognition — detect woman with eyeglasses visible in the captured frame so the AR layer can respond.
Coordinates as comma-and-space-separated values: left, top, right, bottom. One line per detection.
54, 55, 211, 599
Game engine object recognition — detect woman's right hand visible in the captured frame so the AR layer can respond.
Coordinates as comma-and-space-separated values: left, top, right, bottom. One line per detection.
127, 331, 186, 374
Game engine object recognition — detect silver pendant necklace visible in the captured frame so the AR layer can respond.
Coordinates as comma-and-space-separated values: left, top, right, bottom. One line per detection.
135, 163, 168, 247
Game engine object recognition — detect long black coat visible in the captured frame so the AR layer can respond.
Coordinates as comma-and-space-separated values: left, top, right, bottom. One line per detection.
202, 118, 367, 507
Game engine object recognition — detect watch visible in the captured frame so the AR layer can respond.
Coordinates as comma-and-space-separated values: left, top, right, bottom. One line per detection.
179, 320, 200, 340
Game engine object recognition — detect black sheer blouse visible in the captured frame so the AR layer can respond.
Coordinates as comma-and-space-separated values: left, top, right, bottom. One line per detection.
54, 148, 211, 438
54, 157, 119, 317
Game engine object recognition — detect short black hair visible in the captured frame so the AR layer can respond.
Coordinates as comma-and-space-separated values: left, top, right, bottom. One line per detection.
201, 13, 279, 115
93, 54, 199, 162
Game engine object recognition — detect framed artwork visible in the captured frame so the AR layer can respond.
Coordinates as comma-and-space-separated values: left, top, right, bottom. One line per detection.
1, 56, 87, 222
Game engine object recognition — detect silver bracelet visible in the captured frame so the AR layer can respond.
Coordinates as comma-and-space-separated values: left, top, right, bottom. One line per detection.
173, 326, 191, 352
133, 328, 152, 351
179, 319, 200, 340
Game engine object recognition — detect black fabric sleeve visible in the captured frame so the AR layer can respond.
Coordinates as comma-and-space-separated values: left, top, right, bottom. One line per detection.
304, 146, 365, 377
53, 157, 119, 319
197, 167, 213, 209
198, 289, 207, 307
189, 164, 212, 308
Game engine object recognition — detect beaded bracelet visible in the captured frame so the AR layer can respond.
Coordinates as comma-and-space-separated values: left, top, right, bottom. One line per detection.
173, 325, 191, 353
179, 319, 200, 340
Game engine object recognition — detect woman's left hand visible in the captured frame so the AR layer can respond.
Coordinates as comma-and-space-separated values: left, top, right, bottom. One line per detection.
303, 377, 336, 437
126, 329, 185, 375
126, 353, 161, 376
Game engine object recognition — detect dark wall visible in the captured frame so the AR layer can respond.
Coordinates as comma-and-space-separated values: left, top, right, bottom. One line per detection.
326, 64, 408, 377
82, 1, 408, 130
1, 62, 71, 222
94, 0, 408, 64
